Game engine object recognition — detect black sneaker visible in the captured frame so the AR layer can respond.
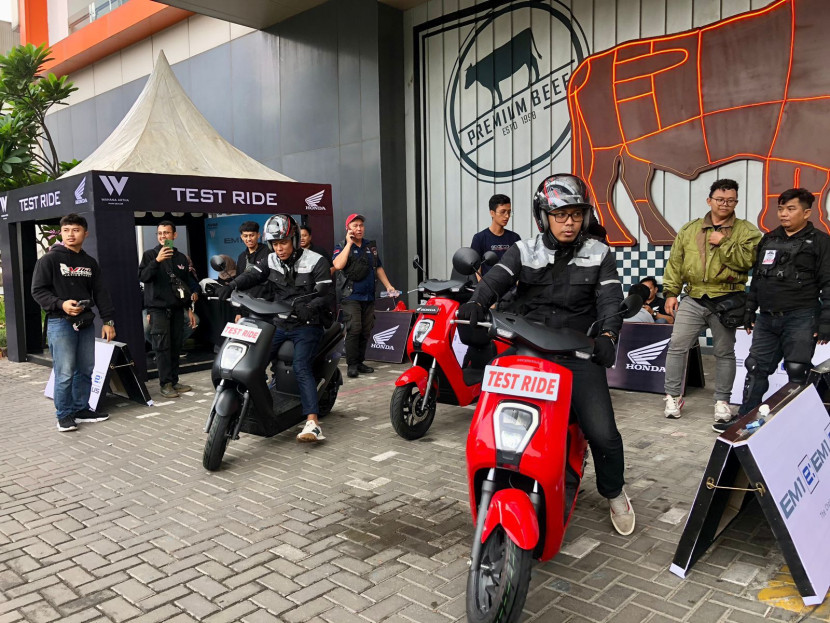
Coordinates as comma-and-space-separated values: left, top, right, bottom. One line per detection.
74, 409, 109, 423
347, 365, 359, 378
712, 416, 740, 434
356, 363, 374, 374
57, 416, 78, 432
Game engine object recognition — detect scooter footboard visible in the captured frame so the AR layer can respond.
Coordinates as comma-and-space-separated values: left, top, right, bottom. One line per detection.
481, 489, 539, 551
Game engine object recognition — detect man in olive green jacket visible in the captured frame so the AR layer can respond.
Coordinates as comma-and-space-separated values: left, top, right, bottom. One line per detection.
662, 179, 762, 421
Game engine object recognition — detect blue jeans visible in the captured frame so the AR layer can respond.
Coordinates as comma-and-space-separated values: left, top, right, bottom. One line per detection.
47, 318, 95, 419
270, 325, 324, 416
739, 308, 817, 415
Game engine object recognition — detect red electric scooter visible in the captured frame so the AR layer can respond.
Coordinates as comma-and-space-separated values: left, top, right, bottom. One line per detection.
461, 297, 640, 623
390, 248, 500, 440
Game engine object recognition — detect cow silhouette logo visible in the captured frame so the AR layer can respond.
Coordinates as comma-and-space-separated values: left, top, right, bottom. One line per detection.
444, 2, 588, 183
568, 0, 830, 246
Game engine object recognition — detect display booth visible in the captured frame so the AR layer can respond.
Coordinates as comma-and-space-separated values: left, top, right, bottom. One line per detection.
606, 323, 705, 394
0, 53, 333, 382
671, 360, 830, 606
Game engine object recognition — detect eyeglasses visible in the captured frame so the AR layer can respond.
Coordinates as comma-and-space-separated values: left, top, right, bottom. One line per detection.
494, 209, 512, 217
550, 210, 585, 223
710, 197, 738, 207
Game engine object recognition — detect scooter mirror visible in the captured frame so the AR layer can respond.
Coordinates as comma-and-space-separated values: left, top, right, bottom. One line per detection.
621, 294, 644, 319
452, 247, 482, 276
482, 251, 498, 267
210, 255, 226, 272
412, 255, 423, 271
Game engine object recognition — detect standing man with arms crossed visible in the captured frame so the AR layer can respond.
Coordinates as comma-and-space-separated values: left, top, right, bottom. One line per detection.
662, 179, 762, 421
332, 214, 397, 379
714, 188, 830, 432
32, 213, 116, 432
139, 221, 199, 398
470, 194, 521, 277
457, 174, 635, 535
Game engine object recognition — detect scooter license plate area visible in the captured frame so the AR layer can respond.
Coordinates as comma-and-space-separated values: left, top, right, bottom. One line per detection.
220, 322, 262, 343
481, 365, 560, 401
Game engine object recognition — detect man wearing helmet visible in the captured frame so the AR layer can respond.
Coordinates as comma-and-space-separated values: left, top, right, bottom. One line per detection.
457, 174, 635, 536
217, 215, 334, 442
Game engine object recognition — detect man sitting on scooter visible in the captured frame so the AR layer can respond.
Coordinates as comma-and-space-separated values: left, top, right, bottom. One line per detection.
216, 214, 334, 443
456, 174, 635, 536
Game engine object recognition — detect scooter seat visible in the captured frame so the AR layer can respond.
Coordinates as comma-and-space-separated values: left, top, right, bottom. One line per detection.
462, 367, 485, 385
275, 322, 344, 364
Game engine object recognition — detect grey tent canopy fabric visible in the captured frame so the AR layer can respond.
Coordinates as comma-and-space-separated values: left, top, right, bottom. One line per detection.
61, 51, 293, 181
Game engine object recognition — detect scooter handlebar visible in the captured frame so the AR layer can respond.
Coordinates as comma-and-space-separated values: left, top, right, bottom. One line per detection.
450, 319, 493, 329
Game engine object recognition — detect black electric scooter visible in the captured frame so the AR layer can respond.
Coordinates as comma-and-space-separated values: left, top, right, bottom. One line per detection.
203, 286, 345, 471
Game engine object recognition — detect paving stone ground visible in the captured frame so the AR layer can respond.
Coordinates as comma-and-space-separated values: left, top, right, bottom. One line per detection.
0, 354, 813, 622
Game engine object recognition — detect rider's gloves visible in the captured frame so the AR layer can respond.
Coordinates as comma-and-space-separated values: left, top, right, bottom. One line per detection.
456, 301, 487, 327
592, 334, 617, 368
816, 323, 830, 342
216, 281, 237, 302
743, 308, 756, 330
293, 303, 313, 322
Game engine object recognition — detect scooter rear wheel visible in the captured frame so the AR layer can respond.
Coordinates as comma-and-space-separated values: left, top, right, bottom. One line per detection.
466, 525, 533, 623
318, 369, 342, 417
390, 382, 436, 440
203, 415, 231, 471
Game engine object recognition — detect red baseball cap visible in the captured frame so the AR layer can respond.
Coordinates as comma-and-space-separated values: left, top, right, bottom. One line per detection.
345, 213, 366, 227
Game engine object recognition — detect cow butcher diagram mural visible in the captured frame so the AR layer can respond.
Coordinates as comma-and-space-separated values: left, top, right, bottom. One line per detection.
569, 0, 830, 245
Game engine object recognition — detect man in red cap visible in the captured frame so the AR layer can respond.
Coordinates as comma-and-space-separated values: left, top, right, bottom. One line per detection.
332, 214, 397, 378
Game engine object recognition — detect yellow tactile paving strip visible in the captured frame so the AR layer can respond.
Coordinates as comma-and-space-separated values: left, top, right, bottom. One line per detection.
758, 566, 830, 620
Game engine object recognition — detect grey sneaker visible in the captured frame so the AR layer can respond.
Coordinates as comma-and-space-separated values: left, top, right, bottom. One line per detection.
160, 383, 180, 398
609, 489, 635, 536
173, 383, 192, 393
714, 400, 735, 422
664, 394, 684, 418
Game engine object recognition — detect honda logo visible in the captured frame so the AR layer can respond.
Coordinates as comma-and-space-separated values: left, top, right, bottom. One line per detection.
371, 326, 399, 350
305, 189, 325, 211
99, 175, 129, 196
74, 178, 88, 204
626, 338, 671, 371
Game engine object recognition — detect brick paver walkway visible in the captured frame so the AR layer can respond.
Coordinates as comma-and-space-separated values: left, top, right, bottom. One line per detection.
0, 356, 807, 622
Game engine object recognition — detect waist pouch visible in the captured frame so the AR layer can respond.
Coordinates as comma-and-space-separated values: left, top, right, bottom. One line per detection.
700, 292, 746, 329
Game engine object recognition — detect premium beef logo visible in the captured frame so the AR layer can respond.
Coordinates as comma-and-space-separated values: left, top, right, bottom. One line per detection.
443, 1, 588, 182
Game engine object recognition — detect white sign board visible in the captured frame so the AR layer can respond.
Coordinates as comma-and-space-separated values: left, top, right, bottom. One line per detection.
730, 332, 830, 404
735, 386, 830, 605
481, 365, 560, 401
45, 339, 116, 411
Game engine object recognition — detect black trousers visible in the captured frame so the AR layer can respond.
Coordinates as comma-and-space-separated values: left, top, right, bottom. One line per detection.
149, 307, 184, 387
557, 357, 626, 499
340, 299, 375, 365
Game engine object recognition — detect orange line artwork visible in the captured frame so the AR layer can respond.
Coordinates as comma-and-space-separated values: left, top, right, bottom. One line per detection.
567, 0, 830, 246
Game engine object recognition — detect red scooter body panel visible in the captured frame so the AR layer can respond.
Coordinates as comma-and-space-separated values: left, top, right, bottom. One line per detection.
467, 354, 586, 562
394, 366, 428, 392
480, 489, 539, 550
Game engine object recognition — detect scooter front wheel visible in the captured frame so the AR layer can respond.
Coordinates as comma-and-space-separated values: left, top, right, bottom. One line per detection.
390, 382, 436, 440
203, 415, 232, 471
466, 525, 533, 623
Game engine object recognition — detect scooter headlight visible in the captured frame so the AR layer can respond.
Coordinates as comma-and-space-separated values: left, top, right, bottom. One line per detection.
220, 342, 248, 370
493, 402, 540, 454
412, 319, 434, 347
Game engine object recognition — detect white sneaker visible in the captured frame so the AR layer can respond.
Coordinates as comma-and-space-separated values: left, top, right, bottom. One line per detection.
297, 420, 325, 442
609, 489, 635, 536
664, 394, 684, 419
714, 401, 736, 422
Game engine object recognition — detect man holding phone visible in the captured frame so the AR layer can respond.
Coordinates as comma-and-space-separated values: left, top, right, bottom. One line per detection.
139, 221, 200, 398
32, 213, 116, 432
332, 214, 397, 378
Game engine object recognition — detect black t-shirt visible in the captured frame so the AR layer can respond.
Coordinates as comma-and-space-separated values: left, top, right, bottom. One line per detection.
648, 296, 667, 316
470, 228, 521, 275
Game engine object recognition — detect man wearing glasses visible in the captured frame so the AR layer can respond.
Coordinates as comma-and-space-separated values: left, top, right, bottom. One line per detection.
470, 194, 521, 276
457, 174, 635, 536
661, 179, 761, 422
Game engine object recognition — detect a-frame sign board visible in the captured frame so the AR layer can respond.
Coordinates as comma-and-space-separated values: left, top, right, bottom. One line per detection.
45, 339, 152, 410
671, 367, 830, 606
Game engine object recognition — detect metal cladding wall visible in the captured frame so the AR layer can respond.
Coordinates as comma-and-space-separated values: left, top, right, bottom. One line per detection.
404, 0, 780, 287
43, 0, 407, 292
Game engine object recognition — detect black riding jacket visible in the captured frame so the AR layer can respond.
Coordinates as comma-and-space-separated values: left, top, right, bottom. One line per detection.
232, 248, 334, 329
471, 234, 624, 335
746, 222, 830, 321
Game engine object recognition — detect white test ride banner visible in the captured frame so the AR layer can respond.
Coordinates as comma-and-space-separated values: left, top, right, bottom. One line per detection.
734, 386, 830, 605
730, 332, 830, 404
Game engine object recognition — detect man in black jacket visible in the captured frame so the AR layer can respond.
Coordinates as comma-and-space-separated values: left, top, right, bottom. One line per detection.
236, 220, 270, 275
714, 188, 830, 432
457, 174, 635, 536
138, 221, 199, 398
217, 214, 334, 442
32, 213, 116, 432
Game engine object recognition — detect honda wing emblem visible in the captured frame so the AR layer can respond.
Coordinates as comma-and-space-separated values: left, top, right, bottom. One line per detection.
305, 189, 325, 209
627, 338, 671, 366
372, 326, 398, 346
74, 178, 88, 204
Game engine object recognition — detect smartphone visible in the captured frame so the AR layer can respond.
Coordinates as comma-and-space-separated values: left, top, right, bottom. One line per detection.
76, 299, 90, 308
163, 239, 175, 249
